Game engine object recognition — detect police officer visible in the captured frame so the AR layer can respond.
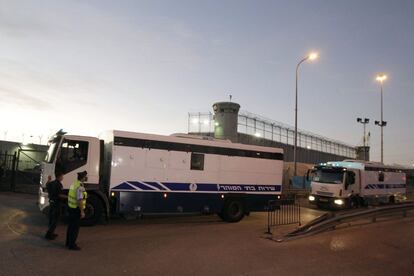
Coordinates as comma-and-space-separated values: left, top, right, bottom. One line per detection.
65, 171, 88, 250
45, 171, 66, 240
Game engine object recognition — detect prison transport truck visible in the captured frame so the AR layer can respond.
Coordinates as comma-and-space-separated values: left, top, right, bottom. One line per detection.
38, 130, 284, 225
308, 160, 406, 208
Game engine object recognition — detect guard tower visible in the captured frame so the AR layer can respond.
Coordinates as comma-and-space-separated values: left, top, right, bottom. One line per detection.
213, 102, 240, 142
356, 146, 370, 161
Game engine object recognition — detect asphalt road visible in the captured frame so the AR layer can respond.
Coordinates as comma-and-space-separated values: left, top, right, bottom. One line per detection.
1, 192, 414, 276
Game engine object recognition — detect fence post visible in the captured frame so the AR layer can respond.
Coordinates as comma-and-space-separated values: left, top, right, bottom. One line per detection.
3, 151, 7, 168
1, 151, 6, 178
16, 149, 20, 172
266, 202, 272, 234
11, 152, 17, 192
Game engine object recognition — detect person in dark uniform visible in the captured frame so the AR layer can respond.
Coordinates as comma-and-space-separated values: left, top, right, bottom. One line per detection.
45, 171, 66, 240
66, 171, 87, 251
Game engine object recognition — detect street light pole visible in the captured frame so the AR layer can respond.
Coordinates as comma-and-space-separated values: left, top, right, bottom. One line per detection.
380, 82, 383, 163
294, 52, 318, 176
375, 74, 387, 164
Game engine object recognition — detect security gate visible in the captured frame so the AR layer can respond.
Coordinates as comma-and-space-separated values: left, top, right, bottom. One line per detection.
0, 148, 45, 193
0, 152, 17, 190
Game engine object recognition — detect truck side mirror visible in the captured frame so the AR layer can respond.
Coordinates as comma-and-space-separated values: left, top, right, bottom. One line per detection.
306, 169, 315, 181
349, 172, 355, 184
344, 171, 355, 190
378, 172, 384, 182
346, 171, 355, 187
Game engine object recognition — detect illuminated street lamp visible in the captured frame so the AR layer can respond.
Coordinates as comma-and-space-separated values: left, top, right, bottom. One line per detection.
375, 73, 388, 163
294, 51, 318, 176
357, 117, 369, 161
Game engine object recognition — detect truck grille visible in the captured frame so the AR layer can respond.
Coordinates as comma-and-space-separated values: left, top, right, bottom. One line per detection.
316, 191, 333, 197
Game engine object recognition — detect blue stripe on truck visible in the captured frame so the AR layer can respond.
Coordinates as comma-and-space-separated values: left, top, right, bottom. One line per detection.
112, 182, 282, 193
128, 181, 156, 190
163, 182, 190, 191
144, 182, 167, 190
114, 182, 135, 190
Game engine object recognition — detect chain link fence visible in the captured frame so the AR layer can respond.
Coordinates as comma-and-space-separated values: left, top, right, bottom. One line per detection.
188, 111, 356, 159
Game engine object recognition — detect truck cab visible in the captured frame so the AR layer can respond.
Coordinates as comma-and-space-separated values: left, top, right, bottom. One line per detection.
308, 163, 360, 208
38, 131, 106, 225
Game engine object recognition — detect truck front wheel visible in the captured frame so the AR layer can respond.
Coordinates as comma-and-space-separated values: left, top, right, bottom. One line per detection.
221, 198, 245, 223
347, 197, 358, 209
357, 196, 366, 207
82, 194, 103, 226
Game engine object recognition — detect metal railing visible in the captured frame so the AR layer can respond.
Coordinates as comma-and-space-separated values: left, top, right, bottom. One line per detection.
266, 198, 301, 234
275, 202, 414, 242
188, 111, 357, 158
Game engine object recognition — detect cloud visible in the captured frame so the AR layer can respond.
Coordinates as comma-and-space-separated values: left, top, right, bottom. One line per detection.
0, 86, 53, 110
0, 2, 59, 38
0, 58, 110, 106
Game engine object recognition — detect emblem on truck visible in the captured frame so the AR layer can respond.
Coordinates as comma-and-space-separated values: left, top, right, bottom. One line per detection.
189, 183, 198, 191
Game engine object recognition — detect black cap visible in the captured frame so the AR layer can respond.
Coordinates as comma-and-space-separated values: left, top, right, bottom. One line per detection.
77, 171, 87, 180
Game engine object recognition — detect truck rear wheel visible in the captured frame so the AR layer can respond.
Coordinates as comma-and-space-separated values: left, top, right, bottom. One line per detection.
221, 198, 245, 223
81, 194, 103, 226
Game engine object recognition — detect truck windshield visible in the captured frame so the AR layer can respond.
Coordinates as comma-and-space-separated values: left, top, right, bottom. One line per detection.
313, 170, 344, 184
44, 137, 61, 163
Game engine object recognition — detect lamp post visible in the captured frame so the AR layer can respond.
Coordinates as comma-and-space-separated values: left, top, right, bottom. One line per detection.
294, 52, 318, 176
375, 74, 387, 164
357, 117, 369, 161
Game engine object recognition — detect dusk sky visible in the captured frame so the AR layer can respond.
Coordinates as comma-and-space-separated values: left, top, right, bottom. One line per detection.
1, 0, 413, 165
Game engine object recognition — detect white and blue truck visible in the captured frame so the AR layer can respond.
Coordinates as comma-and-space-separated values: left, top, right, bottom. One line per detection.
308, 160, 406, 208
38, 130, 284, 225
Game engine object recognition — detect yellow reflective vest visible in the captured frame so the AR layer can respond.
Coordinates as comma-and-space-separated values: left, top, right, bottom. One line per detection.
68, 180, 87, 209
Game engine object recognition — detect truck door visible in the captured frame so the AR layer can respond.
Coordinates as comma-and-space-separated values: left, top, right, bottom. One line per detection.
352, 169, 361, 195
345, 170, 360, 195
56, 138, 91, 189
41, 136, 62, 188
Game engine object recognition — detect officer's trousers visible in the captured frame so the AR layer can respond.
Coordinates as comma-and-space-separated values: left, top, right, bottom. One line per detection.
66, 207, 81, 248
46, 202, 60, 237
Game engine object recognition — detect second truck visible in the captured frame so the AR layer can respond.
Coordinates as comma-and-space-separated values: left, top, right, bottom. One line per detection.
308, 160, 406, 208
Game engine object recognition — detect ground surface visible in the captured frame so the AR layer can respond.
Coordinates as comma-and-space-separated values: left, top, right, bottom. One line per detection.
1, 192, 414, 276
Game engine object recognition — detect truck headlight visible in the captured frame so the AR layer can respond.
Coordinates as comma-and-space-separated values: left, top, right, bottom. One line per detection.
334, 199, 344, 205
40, 196, 45, 205
308, 195, 315, 201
